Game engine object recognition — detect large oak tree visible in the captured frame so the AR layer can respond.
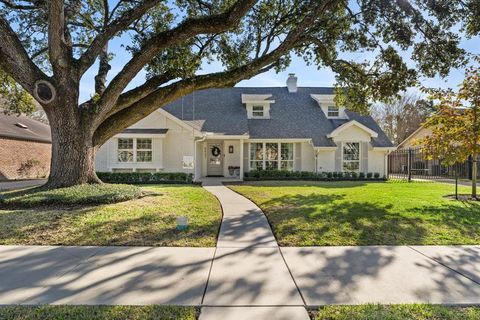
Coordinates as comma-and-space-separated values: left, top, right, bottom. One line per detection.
0, 0, 478, 188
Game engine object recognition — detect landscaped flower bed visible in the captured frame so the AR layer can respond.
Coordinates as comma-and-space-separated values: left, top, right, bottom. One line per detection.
244, 169, 384, 181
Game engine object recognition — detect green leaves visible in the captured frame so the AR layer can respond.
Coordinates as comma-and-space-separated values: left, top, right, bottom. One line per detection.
0, 68, 36, 115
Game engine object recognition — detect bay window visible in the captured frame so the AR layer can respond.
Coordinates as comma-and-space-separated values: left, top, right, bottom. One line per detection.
343, 142, 360, 172
118, 138, 153, 163
250, 142, 294, 171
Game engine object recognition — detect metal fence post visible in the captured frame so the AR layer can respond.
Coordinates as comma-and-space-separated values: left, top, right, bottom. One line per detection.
408, 148, 412, 182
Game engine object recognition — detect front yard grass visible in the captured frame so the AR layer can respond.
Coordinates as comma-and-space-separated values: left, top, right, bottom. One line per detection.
0, 305, 197, 320
0, 184, 222, 247
229, 181, 480, 246
313, 304, 480, 320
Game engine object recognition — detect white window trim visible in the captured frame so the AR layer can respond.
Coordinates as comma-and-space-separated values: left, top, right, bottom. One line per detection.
248, 142, 296, 171
117, 137, 153, 164
327, 105, 340, 118
341, 141, 361, 172
246, 103, 271, 119
252, 105, 265, 118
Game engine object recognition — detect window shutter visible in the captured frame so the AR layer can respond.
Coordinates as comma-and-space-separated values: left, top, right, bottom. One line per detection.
243, 143, 249, 171
361, 142, 369, 173
294, 143, 302, 171
335, 143, 342, 172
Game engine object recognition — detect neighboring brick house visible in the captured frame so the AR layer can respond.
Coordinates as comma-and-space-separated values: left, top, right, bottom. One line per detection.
0, 112, 51, 180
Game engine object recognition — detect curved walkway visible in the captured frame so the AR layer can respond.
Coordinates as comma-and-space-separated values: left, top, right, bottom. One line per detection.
201, 178, 308, 319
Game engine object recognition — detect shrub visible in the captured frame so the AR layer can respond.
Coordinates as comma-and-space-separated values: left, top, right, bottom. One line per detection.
367, 172, 373, 179
374, 172, 381, 179
0, 184, 143, 208
97, 172, 194, 184
243, 170, 384, 181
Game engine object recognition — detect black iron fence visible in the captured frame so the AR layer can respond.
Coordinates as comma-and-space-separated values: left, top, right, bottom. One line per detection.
388, 148, 479, 181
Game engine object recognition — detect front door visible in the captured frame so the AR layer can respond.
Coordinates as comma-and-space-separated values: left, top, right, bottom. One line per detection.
207, 143, 223, 176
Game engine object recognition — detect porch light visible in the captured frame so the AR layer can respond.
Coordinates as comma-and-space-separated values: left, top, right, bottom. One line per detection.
176, 216, 188, 230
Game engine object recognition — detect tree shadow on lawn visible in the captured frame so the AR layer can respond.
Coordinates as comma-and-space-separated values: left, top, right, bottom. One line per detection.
0, 199, 221, 247
261, 193, 480, 246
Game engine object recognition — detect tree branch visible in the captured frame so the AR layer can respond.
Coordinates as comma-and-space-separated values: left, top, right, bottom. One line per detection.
48, 0, 72, 76
93, 0, 341, 144
93, 0, 258, 126
77, 0, 162, 76
0, 17, 48, 96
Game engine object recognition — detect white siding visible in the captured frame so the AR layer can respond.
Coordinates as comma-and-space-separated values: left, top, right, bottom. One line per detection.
95, 110, 195, 173
332, 125, 372, 142
223, 140, 241, 177
300, 142, 315, 171
368, 150, 387, 176
317, 150, 335, 172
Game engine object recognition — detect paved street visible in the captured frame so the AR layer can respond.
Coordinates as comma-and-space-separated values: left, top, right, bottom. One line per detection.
0, 179, 46, 191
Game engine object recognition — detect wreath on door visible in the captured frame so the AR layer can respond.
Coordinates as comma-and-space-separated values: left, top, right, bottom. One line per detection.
211, 146, 221, 157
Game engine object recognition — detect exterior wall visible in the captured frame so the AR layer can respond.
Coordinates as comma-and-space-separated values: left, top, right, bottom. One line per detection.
398, 127, 432, 149
0, 137, 51, 180
300, 142, 315, 171
317, 150, 335, 172
368, 149, 388, 176
95, 110, 196, 174
332, 125, 372, 142
223, 140, 241, 177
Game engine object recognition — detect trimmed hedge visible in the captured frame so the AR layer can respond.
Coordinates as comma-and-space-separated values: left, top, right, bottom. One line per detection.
244, 170, 385, 181
0, 184, 143, 208
97, 172, 195, 184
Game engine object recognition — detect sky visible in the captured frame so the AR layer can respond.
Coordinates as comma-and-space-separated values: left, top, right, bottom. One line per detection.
78, 12, 480, 103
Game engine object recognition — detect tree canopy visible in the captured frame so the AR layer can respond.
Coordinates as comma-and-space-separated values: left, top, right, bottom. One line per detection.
420, 64, 480, 198
0, 0, 478, 187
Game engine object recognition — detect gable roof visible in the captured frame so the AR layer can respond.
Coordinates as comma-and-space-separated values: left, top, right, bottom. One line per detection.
163, 87, 393, 148
327, 120, 379, 138
0, 112, 51, 143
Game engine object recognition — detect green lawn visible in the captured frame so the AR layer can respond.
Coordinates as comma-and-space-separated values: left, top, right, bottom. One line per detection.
229, 181, 480, 246
0, 184, 222, 247
0, 305, 197, 320
313, 304, 480, 320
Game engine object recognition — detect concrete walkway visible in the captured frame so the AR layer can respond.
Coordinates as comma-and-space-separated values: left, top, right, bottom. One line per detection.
201, 179, 308, 319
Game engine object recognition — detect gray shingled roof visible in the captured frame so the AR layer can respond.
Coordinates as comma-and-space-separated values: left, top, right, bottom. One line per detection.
0, 112, 51, 143
123, 128, 168, 134
163, 87, 393, 148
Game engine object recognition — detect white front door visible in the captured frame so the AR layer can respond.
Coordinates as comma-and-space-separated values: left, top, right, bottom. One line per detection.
207, 143, 223, 176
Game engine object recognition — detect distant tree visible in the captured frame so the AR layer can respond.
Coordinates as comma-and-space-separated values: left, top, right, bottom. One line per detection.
0, 0, 478, 188
0, 69, 35, 115
420, 65, 480, 199
371, 92, 433, 145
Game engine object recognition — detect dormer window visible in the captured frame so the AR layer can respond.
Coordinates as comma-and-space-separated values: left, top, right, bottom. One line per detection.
252, 105, 265, 118
327, 105, 339, 118
242, 94, 275, 119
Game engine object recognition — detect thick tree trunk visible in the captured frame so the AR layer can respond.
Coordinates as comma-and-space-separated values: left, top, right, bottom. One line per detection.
44, 101, 102, 189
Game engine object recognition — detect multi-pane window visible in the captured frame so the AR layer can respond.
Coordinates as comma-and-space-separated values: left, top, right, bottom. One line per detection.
265, 143, 278, 170
118, 138, 134, 162
117, 138, 152, 163
136, 138, 152, 162
250, 143, 264, 170
250, 142, 294, 171
280, 143, 294, 170
343, 142, 360, 172
327, 105, 339, 117
252, 105, 264, 118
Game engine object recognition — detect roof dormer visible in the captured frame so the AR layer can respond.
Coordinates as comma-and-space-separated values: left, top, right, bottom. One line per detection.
242, 94, 275, 119
311, 94, 348, 120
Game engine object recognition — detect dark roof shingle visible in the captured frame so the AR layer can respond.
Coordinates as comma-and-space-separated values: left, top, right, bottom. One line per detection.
163, 87, 393, 148
0, 112, 51, 143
